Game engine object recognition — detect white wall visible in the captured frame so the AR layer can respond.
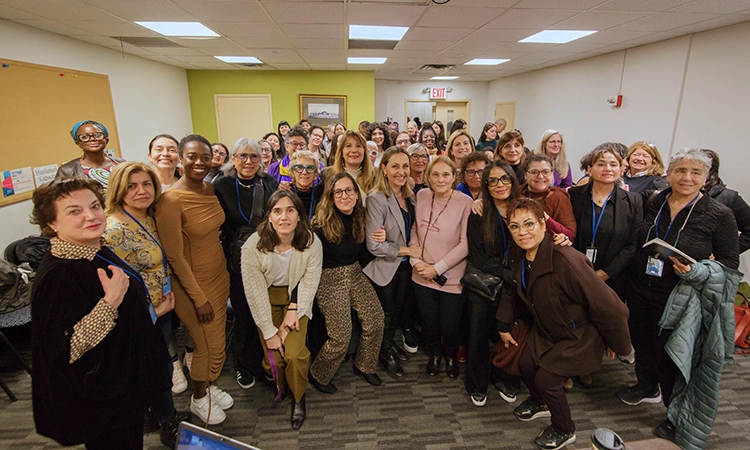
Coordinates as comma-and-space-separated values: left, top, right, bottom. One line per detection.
487, 20, 750, 274
374, 79, 490, 138
0, 19, 193, 252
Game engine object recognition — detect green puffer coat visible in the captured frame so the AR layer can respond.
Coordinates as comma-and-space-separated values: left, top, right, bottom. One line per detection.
659, 260, 742, 450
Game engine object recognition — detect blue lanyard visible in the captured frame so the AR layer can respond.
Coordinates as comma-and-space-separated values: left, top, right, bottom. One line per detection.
652, 192, 701, 244
294, 184, 316, 219
521, 256, 529, 291
96, 253, 157, 324
121, 209, 168, 274
590, 188, 615, 245
235, 177, 255, 223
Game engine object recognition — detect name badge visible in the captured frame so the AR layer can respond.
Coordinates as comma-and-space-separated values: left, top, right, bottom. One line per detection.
162, 276, 172, 296
646, 257, 664, 277
586, 247, 598, 264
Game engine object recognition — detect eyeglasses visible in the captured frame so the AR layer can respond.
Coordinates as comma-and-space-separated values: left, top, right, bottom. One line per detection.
396, 139, 411, 145
291, 164, 317, 174
410, 154, 430, 161
508, 220, 539, 234
77, 132, 106, 142
333, 187, 357, 198
527, 169, 552, 177
212, 149, 228, 158
288, 141, 307, 149
235, 153, 260, 163
486, 175, 512, 186
260, 147, 273, 154
464, 169, 483, 178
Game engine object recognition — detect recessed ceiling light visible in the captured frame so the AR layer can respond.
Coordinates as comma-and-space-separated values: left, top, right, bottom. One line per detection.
135, 21, 219, 37
349, 25, 408, 41
519, 30, 597, 44
431, 76, 459, 80
464, 59, 509, 66
348, 57, 387, 64
215, 56, 262, 64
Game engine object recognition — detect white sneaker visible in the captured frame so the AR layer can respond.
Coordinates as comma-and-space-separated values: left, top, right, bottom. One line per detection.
190, 394, 226, 425
208, 385, 234, 410
184, 351, 194, 374
171, 360, 188, 394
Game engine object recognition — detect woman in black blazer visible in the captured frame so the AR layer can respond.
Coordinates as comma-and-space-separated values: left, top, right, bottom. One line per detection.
569, 146, 642, 297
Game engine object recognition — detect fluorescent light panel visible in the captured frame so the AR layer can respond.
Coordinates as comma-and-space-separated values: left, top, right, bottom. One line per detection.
136, 21, 219, 37
464, 59, 509, 66
431, 76, 459, 80
215, 56, 262, 64
348, 57, 387, 64
519, 30, 596, 44
349, 25, 408, 41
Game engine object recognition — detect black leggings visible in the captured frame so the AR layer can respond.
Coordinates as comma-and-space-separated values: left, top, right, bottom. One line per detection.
372, 260, 412, 352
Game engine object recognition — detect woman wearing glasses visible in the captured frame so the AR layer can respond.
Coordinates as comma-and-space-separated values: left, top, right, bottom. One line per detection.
214, 138, 279, 394
288, 151, 323, 220
56, 120, 124, 194
498, 197, 632, 450
206, 143, 229, 183
259, 139, 276, 172
457, 152, 490, 200
409, 156, 473, 378
622, 141, 667, 194
535, 130, 573, 190
395, 131, 413, 151
408, 143, 430, 194
520, 154, 576, 240
308, 173, 385, 393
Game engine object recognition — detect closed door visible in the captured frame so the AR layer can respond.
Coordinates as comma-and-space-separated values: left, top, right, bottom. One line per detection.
215, 94, 273, 146
494, 102, 516, 136
435, 101, 469, 132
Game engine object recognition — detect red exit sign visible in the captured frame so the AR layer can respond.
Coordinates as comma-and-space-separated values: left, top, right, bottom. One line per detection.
430, 87, 446, 99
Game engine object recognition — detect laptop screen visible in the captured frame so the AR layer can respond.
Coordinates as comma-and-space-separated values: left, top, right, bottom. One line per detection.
176, 422, 260, 450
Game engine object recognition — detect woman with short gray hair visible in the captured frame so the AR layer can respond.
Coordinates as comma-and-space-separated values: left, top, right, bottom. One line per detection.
617, 147, 739, 443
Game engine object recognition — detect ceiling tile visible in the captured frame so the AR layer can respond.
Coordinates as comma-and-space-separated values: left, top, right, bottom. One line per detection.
207, 22, 284, 38
230, 37, 294, 49
251, 49, 305, 63
593, 0, 694, 12
147, 47, 208, 56
289, 38, 343, 49
261, 1, 343, 24
391, 49, 441, 60
454, 27, 538, 45
82, 0, 195, 21
513, 0, 610, 10
484, 8, 580, 30
169, 38, 245, 49
268, 63, 310, 70
309, 63, 346, 70
277, 23, 343, 39
173, 0, 267, 22
552, 11, 652, 30
575, 29, 657, 44
611, 12, 722, 31
669, 0, 750, 14
665, 14, 750, 33
403, 27, 474, 41
169, 55, 222, 63
70, 34, 126, 48
416, 6, 505, 28
0, 4, 43, 20
0, 0, 117, 21
395, 40, 454, 51
347, 4, 427, 27
300, 49, 345, 63
12, 19, 93, 36
445, 40, 508, 53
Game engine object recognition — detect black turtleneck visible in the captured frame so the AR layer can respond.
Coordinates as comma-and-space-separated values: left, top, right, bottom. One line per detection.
315, 209, 371, 269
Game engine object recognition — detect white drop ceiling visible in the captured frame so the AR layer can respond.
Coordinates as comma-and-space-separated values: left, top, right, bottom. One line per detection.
2, 0, 750, 81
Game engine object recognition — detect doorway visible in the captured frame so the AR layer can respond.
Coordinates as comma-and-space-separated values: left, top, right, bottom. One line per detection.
404, 100, 471, 131
215, 94, 273, 145
494, 101, 516, 136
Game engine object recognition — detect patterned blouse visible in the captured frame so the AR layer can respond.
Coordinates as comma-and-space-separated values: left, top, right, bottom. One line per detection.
104, 215, 171, 307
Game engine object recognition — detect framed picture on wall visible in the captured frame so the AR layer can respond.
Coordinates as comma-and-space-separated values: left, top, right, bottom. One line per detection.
299, 94, 347, 128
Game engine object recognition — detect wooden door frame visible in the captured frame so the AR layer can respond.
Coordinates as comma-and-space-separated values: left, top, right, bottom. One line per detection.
404, 98, 471, 128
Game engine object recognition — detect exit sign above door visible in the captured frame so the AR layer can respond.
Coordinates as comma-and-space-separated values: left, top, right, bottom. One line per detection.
430, 87, 446, 100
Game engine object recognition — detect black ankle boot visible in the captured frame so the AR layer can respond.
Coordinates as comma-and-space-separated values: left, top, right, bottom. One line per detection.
379, 351, 404, 377
426, 355, 441, 377
445, 356, 459, 379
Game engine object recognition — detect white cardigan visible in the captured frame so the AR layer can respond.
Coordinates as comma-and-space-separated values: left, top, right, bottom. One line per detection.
241, 232, 322, 340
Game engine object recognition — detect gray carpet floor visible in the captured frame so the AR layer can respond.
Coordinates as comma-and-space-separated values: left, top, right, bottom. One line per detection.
3, 325, 750, 450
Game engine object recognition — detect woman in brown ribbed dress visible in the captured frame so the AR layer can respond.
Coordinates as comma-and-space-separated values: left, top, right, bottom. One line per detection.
155, 134, 233, 425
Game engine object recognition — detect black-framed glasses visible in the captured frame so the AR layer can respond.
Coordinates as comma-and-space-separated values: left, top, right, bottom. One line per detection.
235, 153, 260, 163
260, 147, 273, 154
292, 164, 317, 174
288, 141, 307, 149
212, 149, 228, 158
410, 154, 429, 161
486, 175, 512, 186
77, 132, 106, 142
508, 220, 539, 234
464, 169, 483, 178
333, 187, 356, 198
527, 169, 552, 177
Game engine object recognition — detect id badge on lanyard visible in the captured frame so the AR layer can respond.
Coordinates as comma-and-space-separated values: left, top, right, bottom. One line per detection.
162, 276, 172, 296
586, 246, 598, 264
646, 257, 664, 277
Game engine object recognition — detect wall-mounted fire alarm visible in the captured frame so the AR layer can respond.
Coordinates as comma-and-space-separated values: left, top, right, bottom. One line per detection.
607, 95, 624, 108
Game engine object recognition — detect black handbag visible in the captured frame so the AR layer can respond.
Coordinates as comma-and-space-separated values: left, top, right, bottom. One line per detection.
461, 263, 504, 302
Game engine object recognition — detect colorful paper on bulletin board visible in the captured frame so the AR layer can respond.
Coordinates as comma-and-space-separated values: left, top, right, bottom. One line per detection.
2, 167, 35, 198
33, 164, 59, 187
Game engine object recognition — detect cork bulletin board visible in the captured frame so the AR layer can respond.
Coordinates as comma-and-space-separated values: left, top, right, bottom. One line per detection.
0, 58, 120, 207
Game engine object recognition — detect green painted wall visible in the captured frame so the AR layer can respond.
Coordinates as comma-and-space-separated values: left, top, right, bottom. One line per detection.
186, 70, 375, 142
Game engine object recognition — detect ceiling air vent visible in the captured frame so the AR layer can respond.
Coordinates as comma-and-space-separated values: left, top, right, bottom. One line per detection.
237, 63, 264, 68
419, 64, 455, 71
348, 39, 398, 50
110, 37, 184, 48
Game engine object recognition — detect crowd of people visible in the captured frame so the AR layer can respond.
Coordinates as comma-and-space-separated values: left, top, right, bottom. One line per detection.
27, 116, 748, 450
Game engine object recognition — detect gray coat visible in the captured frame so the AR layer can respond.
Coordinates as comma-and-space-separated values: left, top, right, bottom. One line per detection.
363, 190, 415, 287
659, 260, 742, 450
